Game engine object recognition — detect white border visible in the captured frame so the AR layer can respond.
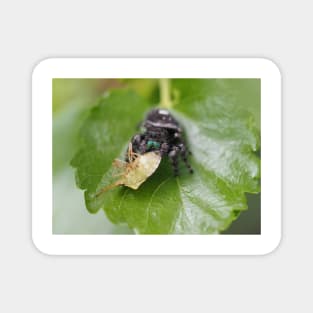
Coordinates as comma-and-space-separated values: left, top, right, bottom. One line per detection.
32, 58, 281, 255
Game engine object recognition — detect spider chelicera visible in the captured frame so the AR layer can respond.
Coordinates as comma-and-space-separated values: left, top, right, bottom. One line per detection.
126, 108, 193, 176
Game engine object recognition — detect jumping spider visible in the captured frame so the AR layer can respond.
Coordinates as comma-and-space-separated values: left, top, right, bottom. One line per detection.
127, 108, 193, 176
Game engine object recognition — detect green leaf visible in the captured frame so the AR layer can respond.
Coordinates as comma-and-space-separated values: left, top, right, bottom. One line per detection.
53, 103, 89, 174
71, 80, 260, 234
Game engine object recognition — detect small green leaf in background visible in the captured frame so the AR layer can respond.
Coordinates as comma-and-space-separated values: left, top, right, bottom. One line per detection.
71, 79, 260, 234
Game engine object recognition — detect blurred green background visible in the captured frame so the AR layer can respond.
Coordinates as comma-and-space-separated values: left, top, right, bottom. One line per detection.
53, 79, 260, 234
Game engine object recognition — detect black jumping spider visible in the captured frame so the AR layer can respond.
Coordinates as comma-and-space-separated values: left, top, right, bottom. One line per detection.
127, 108, 193, 176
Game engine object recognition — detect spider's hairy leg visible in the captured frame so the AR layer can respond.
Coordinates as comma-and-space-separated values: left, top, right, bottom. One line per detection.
160, 142, 169, 156
169, 147, 180, 176
179, 143, 193, 174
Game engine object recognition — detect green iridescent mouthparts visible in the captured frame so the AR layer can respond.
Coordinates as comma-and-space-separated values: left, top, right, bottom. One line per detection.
146, 140, 160, 149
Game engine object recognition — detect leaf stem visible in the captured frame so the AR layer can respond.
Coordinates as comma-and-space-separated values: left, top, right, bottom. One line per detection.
159, 79, 172, 109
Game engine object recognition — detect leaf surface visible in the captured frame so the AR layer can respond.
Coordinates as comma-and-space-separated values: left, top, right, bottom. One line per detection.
71, 80, 260, 234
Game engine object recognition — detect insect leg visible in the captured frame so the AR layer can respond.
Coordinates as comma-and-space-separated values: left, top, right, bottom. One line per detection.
95, 180, 123, 197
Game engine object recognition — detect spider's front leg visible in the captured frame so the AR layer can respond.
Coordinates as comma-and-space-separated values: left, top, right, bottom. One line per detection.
168, 146, 180, 176
175, 131, 192, 156
160, 142, 169, 157
178, 143, 193, 174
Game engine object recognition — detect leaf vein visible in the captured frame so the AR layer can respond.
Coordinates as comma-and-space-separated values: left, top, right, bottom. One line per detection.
144, 177, 171, 233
